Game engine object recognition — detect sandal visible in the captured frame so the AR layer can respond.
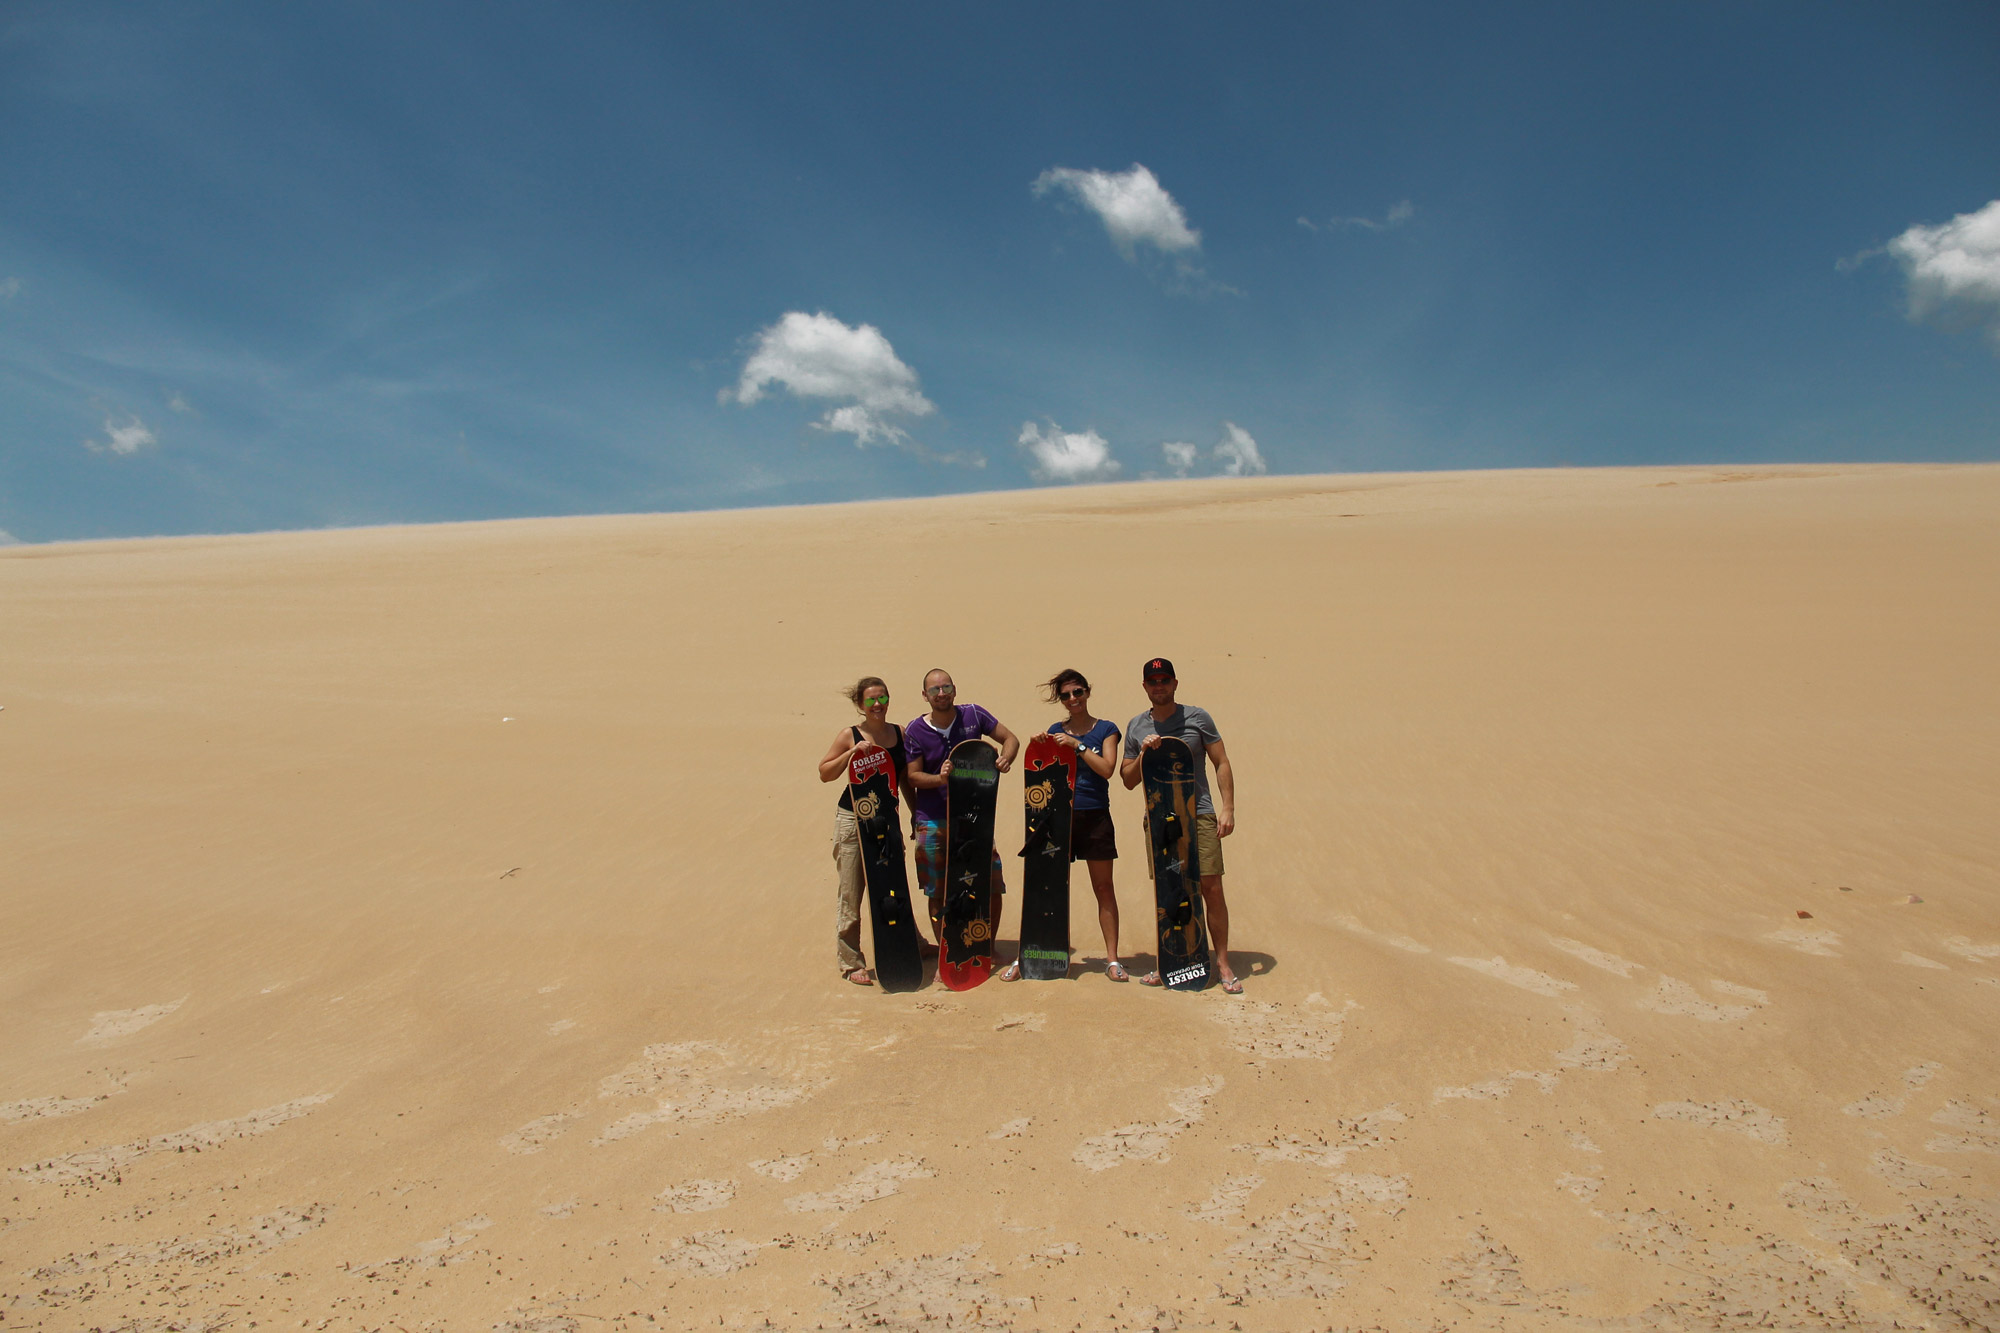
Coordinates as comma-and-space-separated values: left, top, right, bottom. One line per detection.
1106, 961, 1129, 983
1220, 974, 1244, 995
1138, 971, 1164, 987
846, 968, 874, 986
998, 960, 1022, 982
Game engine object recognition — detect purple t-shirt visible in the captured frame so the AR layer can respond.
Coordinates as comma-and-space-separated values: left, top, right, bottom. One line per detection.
905, 704, 1000, 821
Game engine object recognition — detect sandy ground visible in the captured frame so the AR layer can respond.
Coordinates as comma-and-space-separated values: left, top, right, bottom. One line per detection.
2, 463, 1997, 1333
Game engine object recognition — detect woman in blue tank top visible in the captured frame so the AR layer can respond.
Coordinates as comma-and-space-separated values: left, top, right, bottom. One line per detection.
1043, 668, 1127, 981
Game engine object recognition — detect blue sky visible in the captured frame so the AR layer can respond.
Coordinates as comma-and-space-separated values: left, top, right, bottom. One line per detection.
2, 3, 1996, 542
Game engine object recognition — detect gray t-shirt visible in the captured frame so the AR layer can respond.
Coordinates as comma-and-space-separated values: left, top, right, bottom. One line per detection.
1125, 704, 1224, 815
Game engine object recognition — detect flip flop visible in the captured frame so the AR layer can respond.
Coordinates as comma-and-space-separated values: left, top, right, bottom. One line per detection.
846, 968, 874, 986
1138, 971, 1164, 987
1106, 961, 1129, 983
998, 960, 1022, 982
1220, 975, 1244, 995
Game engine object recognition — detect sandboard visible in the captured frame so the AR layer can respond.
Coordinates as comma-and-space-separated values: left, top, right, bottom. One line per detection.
848, 744, 924, 993
1017, 733, 1077, 980
1142, 736, 1211, 991
938, 738, 1000, 990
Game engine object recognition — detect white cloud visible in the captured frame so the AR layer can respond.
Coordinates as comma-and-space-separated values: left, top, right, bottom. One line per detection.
1018, 421, 1121, 485
1161, 440, 1198, 478
1300, 199, 1415, 234
1033, 164, 1202, 259
1214, 422, 1267, 477
167, 390, 193, 413
0, 277, 19, 300
726, 310, 936, 447
0, 529, 21, 546
86, 414, 157, 456
1886, 199, 2000, 349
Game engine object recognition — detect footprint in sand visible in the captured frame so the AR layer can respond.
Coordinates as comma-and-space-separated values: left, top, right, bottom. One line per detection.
1555, 1172, 1602, 1201
1434, 1070, 1557, 1103
988, 1117, 1031, 1140
748, 1153, 814, 1181
783, 1156, 933, 1212
1636, 976, 1758, 1022
1651, 1098, 1788, 1145
1764, 924, 1841, 956
1233, 1104, 1405, 1168
1942, 936, 2000, 963
1209, 997, 1348, 1059
1332, 914, 1430, 954
1072, 1079, 1222, 1171
499, 1109, 582, 1155
78, 999, 185, 1045
1185, 1173, 1263, 1222
658, 1230, 766, 1275
14, 1094, 332, 1185
1447, 956, 1577, 998
1547, 937, 1643, 977
993, 1012, 1046, 1033
1, 1086, 122, 1125
654, 1178, 736, 1213
1552, 1007, 1631, 1070
1925, 1101, 2000, 1156
1841, 1063, 1946, 1119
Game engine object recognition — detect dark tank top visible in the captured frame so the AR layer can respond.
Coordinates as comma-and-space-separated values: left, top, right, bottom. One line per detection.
837, 724, 907, 811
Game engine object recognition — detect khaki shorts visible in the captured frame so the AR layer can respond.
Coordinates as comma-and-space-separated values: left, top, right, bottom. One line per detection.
1193, 813, 1225, 879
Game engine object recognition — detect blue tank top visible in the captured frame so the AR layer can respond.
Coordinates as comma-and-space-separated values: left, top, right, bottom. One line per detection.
1048, 718, 1118, 811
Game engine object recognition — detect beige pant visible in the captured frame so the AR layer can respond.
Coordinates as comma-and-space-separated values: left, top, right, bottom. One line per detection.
1193, 813, 1225, 878
833, 809, 866, 974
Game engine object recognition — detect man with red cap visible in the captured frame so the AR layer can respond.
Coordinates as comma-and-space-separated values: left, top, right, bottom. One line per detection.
1119, 657, 1242, 993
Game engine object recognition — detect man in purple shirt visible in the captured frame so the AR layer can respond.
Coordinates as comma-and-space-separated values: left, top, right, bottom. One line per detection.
905, 668, 1021, 950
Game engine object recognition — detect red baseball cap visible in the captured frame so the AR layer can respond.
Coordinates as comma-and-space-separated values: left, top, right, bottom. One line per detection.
1142, 657, 1176, 680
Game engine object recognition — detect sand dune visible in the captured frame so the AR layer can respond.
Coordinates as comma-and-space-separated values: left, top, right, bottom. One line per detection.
2, 464, 1997, 1330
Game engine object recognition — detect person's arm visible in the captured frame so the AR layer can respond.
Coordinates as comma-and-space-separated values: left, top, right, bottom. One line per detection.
1072, 726, 1118, 781
1118, 728, 1150, 789
906, 753, 949, 791
818, 728, 863, 783
1208, 737, 1235, 837
986, 718, 1021, 773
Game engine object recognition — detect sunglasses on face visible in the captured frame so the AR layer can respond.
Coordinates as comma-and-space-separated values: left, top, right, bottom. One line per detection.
1058, 688, 1088, 701
862, 695, 889, 706
926, 684, 956, 696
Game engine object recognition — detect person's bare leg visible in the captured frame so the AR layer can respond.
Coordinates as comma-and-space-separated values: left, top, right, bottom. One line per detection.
1088, 859, 1120, 965
1200, 875, 1233, 985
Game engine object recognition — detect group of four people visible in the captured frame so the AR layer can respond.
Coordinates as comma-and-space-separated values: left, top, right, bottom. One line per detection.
817, 658, 1243, 993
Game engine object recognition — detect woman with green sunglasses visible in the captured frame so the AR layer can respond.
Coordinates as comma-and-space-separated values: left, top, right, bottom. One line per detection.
818, 676, 920, 984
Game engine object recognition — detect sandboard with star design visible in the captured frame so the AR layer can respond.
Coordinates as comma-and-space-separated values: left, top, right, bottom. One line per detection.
938, 738, 1001, 991
847, 743, 924, 993
1142, 736, 1211, 992
1016, 733, 1077, 980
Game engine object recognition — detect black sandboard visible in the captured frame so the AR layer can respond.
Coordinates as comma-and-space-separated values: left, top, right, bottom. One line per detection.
848, 745, 924, 993
939, 738, 1001, 990
1016, 734, 1076, 980
1142, 736, 1211, 991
